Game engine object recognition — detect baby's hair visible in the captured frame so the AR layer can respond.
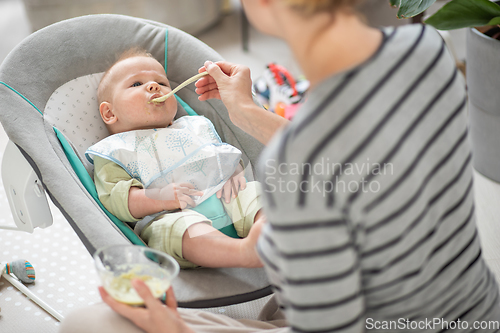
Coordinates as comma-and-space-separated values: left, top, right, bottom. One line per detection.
98, 47, 156, 104
284, 0, 363, 16
115, 47, 154, 64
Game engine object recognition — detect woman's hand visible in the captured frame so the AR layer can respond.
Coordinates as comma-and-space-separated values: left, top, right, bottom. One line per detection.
99, 280, 193, 333
217, 164, 246, 204
196, 61, 255, 126
195, 61, 289, 145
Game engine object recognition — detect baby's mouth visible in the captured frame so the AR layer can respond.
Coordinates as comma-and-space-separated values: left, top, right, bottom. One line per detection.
149, 94, 165, 105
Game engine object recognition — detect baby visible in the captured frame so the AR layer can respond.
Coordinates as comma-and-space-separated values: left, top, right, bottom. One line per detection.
86, 49, 264, 269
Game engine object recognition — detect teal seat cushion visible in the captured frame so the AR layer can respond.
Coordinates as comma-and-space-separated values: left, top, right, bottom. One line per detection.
191, 194, 239, 239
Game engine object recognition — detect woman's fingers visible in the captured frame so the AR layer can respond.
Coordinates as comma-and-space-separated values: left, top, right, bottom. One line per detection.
131, 279, 161, 310
198, 90, 221, 101
99, 286, 145, 320
196, 61, 254, 117
208, 61, 239, 76
195, 74, 216, 87
195, 81, 219, 95
195, 73, 220, 101
165, 287, 178, 310
99, 281, 188, 333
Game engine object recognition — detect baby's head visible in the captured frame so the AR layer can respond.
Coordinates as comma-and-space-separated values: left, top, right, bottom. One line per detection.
98, 48, 178, 134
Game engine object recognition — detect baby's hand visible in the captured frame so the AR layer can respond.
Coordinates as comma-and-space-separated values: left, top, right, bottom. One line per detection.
160, 183, 203, 210
217, 164, 246, 204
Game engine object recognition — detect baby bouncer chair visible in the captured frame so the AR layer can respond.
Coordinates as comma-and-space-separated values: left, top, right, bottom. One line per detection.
0, 14, 270, 308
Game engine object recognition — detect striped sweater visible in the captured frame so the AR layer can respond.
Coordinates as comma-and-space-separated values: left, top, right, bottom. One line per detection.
257, 24, 500, 333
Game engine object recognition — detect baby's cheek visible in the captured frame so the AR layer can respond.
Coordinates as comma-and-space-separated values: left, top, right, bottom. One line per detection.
169, 99, 178, 112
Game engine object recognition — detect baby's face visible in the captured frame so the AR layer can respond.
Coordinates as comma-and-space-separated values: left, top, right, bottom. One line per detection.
103, 56, 178, 133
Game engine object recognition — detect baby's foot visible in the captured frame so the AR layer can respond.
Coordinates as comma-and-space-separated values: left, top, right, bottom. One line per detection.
253, 209, 265, 224
240, 218, 265, 268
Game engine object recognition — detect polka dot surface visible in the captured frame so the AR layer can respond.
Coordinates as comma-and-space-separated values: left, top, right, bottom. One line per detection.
44, 72, 109, 176
0, 148, 101, 332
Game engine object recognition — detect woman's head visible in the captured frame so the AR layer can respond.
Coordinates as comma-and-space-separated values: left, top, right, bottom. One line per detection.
241, 0, 363, 38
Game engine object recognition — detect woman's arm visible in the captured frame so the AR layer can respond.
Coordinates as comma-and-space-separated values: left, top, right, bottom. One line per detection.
196, 61, 289, 145
231, 101, 289, 145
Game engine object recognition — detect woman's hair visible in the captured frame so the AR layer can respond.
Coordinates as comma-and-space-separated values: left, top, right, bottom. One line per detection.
284, 0, 363, 15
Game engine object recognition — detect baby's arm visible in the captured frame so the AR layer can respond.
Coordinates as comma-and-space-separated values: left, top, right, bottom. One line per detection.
128, 184, 202, 219
94, 156, 202, 220
94, 156, 144, 222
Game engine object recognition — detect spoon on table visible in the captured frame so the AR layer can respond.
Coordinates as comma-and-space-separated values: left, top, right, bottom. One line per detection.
150, 72, 209, 104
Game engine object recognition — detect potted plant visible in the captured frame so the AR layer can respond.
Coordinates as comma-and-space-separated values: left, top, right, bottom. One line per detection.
390, 0, 500, 183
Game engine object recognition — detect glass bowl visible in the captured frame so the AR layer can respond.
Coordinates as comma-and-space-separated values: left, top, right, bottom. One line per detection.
94, 245, 179, 305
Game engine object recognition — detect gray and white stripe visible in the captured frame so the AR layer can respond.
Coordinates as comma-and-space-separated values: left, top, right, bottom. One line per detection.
258, 24, 500, 333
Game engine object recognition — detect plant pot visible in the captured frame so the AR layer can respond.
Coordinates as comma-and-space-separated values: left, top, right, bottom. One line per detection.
467, 27, 500, 182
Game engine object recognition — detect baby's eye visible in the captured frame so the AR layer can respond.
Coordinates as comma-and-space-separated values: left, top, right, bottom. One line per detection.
131, 82, 142, 87
159, 82, 167, 87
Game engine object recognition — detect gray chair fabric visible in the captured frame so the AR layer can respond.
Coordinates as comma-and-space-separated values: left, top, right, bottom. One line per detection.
0, 14, 269, 307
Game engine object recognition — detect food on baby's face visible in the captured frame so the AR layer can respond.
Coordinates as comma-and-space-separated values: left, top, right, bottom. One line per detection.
150, 71, 209, 104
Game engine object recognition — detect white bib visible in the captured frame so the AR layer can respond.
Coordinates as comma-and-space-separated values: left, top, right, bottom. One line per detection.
85, 116, 241, 205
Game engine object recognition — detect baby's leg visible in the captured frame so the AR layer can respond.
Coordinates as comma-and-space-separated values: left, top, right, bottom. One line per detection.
223, 181, 263, 238
184, 180, 265, 267
142, 210, 261, 268
140, 210, 209, 269
182, 223, 263, 268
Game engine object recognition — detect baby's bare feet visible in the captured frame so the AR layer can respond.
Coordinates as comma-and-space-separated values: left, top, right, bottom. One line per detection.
253, 209, 265, 224
240, 218, 265, 268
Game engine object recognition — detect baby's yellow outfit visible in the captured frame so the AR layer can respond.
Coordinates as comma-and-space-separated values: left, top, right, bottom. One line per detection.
93, 156, 262, 268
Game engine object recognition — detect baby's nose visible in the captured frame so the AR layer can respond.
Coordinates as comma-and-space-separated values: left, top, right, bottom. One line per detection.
147, 82, 160, 92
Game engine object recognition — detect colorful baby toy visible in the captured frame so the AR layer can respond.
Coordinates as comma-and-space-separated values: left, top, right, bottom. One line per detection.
4, 259, 35, 283
1, 259, 63, 321
253, 62, 309, 120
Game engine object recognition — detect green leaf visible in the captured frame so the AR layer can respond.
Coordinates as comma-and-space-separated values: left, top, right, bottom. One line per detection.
488, 16, 500, 26
396, 0, 437, 18
389, 0, 400, 7
425, 0, 500, 30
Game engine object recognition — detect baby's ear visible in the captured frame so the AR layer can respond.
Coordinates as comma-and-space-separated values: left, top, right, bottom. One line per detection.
100, 102, 117, 125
